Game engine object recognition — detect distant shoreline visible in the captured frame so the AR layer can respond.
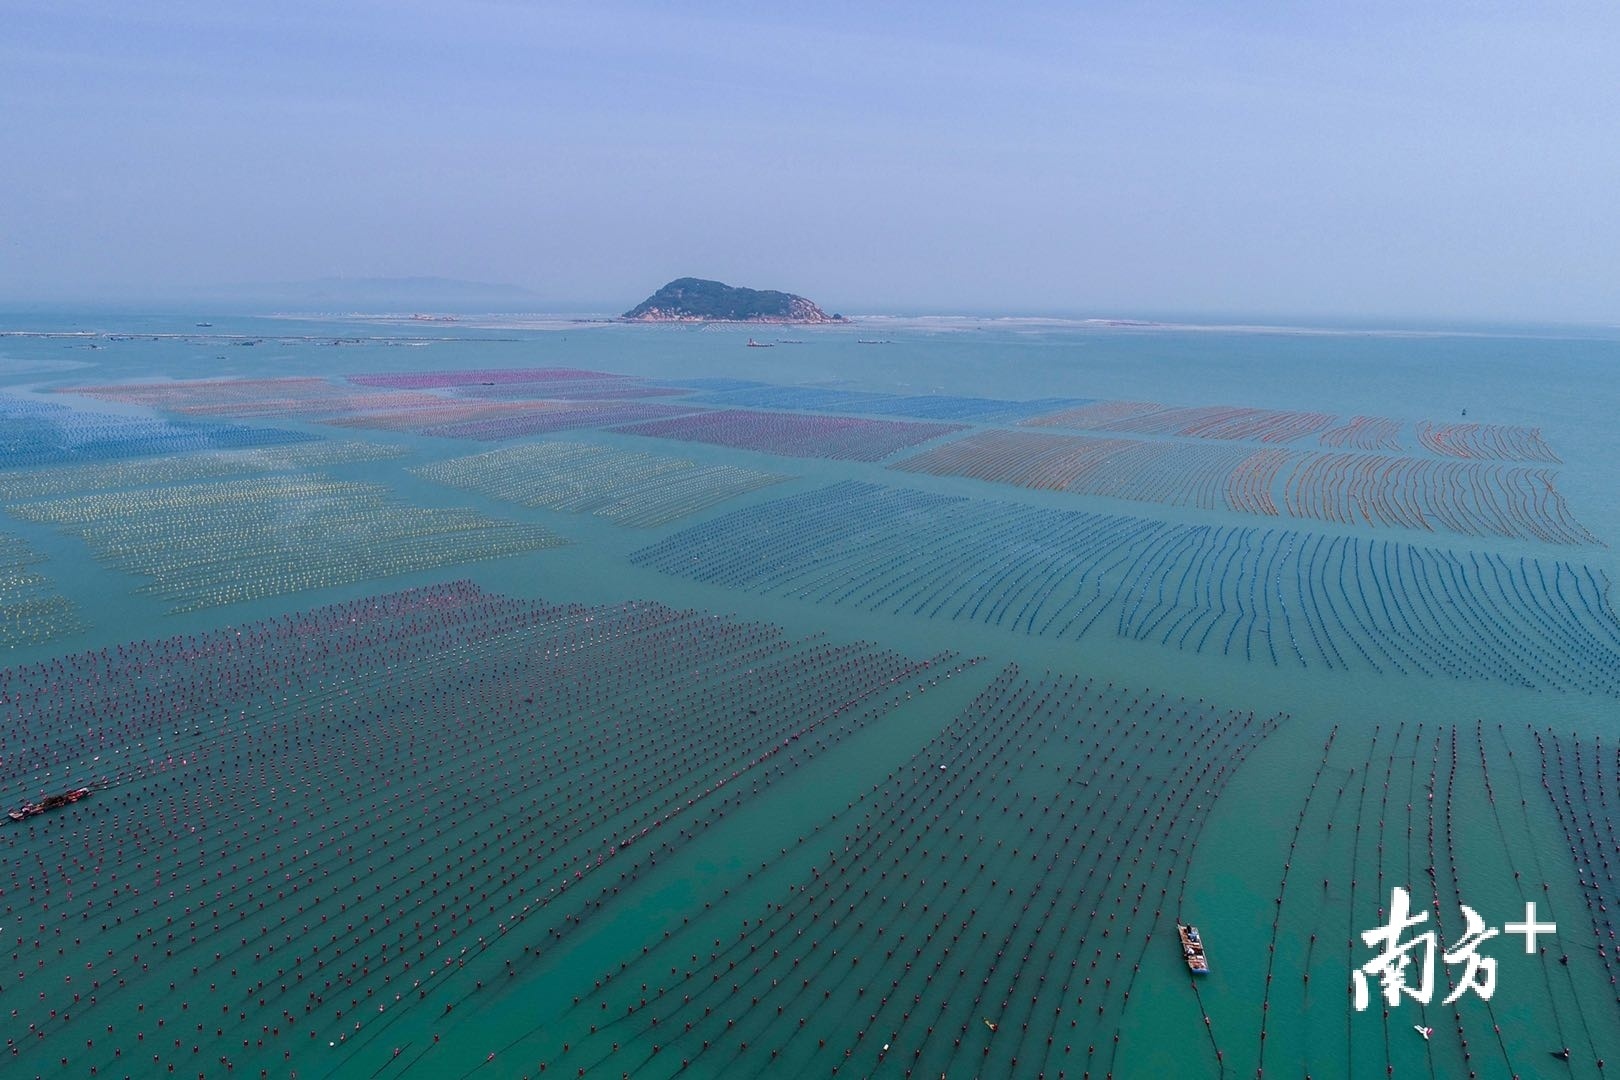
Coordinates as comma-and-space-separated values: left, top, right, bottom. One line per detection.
256, 310, 1614, 341
2, 308, 1613, 343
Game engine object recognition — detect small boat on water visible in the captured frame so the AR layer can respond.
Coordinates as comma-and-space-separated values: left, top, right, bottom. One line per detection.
746, 338, 775, 348
1177, 922, 1210, 974
8, 786, 91, 822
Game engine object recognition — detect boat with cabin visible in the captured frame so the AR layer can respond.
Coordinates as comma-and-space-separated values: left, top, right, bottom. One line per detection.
8, 786, 91, 822
1177, 922, 1209, 974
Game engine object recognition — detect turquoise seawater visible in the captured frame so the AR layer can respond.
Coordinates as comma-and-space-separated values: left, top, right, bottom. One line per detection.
0, 311, 1616, 1079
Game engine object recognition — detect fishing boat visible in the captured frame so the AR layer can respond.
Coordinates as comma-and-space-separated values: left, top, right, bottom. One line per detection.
746, 338, 775, 348
1177, 922, 1209, 974
8, 786, 91, 822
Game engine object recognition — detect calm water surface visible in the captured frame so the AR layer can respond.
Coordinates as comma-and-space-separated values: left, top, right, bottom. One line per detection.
1, 311, 1616, 1079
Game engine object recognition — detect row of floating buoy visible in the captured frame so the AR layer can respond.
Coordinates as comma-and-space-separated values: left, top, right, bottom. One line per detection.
1024, 400, 1331, 444
1319, 415, 1405, 453
325, 398, 543, 435
7, 476, 566, 614
894, 414, 1582, 541
895, 428, 1255, 515
629, 480, 1620, 695
0, 441, 406, 500
67, 374, 448, 420
1539, 726, 1620, 1051
1416, 420, 1560, 464
531, 667, 1283, 1080
1025, 400, 1554, 464
1261, 716, 1616, 1079
0, 533, 85, 647
614, 408, 962, 463
348, 367, 637, 392
423, 400, 693, 442
692, 385, 1076, 424
2, 583, 965, 1077
0, 396, 310, 470
1256, 724, 1338, 1075
411, 441, 787, 529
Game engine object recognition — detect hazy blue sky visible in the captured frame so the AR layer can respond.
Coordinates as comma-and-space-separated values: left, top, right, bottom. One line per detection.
4, 2, 1618, 321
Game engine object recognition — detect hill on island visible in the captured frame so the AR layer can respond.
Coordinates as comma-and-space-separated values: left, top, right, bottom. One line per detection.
623, 278, 845, 323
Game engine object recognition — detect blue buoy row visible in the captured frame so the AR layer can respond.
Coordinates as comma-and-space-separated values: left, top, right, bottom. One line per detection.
0, 396, 311, 469
632, 481, 1620, 696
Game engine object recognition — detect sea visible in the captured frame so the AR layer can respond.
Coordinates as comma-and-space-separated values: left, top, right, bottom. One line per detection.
0, 308, 1616, 1079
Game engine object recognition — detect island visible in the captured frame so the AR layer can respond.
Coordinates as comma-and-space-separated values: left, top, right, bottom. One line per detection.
622, 278, 846, 323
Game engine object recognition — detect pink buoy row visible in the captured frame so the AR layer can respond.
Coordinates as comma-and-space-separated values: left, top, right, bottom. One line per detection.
457, 383, 690, 403
321, 400, 549, 433
1024, 401, 1562, 465
1279, 452, 1596, 545
681, 385, 1078, 423
1021, 400, 1169, 430
892, 430, 1597, 544
892, 430, 1254, 512
1320, 415, 1405, 453
1024, 401, 1332, 444
1418, 421, 1561, 464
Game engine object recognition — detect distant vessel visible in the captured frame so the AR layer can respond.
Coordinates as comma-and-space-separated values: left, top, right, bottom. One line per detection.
8, 786, 91, 822
746, 338, 775, 348
856, 339, 891, 345
1177, 922, 1209, 974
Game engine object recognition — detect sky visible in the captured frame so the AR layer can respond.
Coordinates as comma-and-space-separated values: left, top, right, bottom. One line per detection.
3, 1, 1619, 322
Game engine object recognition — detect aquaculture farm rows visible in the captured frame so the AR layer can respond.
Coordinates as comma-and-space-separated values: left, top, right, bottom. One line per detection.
892, 430, 1594, 544
632, 481, 1620, 696
413, 442, 790, 528
0, 583, 964, 1079
7, 476, 565, 613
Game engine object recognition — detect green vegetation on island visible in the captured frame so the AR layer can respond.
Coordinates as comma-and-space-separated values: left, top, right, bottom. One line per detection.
622, 277, 845, 323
